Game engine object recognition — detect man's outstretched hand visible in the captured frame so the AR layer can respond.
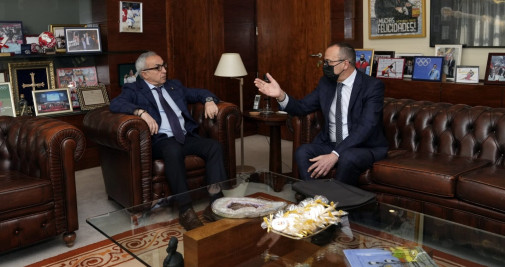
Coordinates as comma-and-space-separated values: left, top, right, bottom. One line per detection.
254, 73, 285, 100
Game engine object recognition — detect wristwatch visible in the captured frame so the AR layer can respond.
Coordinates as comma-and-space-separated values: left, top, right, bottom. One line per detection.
205, 97, 214, 102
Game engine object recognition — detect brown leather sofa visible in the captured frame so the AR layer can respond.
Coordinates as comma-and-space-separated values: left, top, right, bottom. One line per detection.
291, 97, 505, 236
0, 116, 85, 253
83, 102, 241, 208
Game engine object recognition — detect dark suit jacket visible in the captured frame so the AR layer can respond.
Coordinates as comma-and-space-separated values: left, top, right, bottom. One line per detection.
109, 79, 219, 145
284, 69, 388, 160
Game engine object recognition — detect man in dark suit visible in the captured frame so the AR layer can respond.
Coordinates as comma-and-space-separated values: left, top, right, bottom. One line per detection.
254, 43, 388, 185
110, 51, 225, 230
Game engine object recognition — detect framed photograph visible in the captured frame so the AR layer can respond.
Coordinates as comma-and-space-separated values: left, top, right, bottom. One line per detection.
24, 34, 39, 45
64, 27, 101, 53
120, 1, 143, 33
50, 24, 87, 53
355, 49, 374, 76
434, 44, 462, 81
0, 82, 16, 117
376, 58, 405, 79
56, 66, 98, 109
412, 56, 444, 82
395, 53, 423, 78
118, 63, 137, 86
369, 0, 426, 39
430, 1, 505, 48
484, 53, 505, 85
32, 88, 73, 116
77, 84, 110, 111
8, 61, 55, 111
371, 51, 395, 76
455, 66, 479, 84
0, 21, 23, 54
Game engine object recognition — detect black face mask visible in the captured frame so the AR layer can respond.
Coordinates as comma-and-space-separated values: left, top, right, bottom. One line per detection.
360, 58, 365, 61
323, 62, 343, 81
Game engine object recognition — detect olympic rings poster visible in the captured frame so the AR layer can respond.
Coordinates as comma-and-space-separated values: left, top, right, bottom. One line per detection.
369, 0, 426, 39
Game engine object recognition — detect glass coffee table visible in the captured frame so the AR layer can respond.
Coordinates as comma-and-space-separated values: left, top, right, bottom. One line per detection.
87, 172, 505, 266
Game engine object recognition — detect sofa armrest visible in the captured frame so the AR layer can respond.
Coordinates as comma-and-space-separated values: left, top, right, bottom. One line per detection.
0, 116, 85, 234
289, 111, 324, 179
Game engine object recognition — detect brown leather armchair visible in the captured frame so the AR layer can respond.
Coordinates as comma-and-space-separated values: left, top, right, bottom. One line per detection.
83, 102, 241, 208
0, 116, 85, 253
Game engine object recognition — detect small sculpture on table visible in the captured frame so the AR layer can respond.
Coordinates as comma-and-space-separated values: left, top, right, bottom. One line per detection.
163, 236, 184, 267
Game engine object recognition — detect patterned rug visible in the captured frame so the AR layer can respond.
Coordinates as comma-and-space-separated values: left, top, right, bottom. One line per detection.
28, 216, 479, 267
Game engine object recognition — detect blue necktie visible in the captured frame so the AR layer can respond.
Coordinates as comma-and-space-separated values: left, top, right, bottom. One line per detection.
153, 86, 185, 144
335, 83, 343, 144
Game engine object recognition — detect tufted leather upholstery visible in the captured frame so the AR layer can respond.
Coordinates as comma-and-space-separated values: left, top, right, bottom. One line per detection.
291, 97, 505, 235
0, 116, 85, 253
83, 102, 241, 208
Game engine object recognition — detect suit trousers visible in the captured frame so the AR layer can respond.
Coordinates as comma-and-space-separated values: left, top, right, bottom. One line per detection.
295, 142, 385, 185
152, 135, 226, 208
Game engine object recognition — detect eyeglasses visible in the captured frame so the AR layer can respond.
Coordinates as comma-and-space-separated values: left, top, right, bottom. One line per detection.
324, 59, 345, 67
143, 63, 168, 72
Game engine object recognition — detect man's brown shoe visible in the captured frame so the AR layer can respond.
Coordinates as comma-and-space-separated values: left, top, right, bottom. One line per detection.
203, 205, 220, 222
179, 208, 204, 231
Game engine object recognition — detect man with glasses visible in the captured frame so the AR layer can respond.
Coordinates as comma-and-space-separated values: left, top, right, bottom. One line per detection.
110, 51, 225, 231
254, 43, 388, 185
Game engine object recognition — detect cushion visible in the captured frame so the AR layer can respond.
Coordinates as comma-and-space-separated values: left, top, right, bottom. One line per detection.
457, 166, 505, 213
371, 152, 490, 197
0, 171, 53, 212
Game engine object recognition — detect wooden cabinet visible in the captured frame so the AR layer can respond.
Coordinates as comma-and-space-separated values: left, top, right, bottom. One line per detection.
382, 78, 504, 107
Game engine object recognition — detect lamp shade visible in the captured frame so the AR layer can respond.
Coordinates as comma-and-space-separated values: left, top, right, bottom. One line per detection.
214, 53, 247, 77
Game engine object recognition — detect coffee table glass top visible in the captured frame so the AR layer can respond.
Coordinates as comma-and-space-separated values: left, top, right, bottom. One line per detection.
87, 172, 505, 266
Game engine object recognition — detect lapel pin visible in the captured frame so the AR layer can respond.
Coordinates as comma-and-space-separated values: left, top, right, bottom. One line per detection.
171, 87, 174, 90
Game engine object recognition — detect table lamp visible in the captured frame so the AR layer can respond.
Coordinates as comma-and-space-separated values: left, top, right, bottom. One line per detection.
214, 53, 255, 174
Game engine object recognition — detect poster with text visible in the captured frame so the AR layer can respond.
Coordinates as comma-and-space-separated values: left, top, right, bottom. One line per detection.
369, 0, 426, 39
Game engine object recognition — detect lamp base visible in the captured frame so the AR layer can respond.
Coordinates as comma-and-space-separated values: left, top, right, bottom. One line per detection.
236, 165, 256, 174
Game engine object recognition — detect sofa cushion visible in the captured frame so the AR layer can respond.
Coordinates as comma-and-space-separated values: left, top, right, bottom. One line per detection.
457, 166, 505, 213
371, 152, 491, 197
0, 172, 53, 212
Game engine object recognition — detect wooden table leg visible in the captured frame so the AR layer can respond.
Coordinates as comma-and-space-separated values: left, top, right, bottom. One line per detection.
269, 125, 282, 173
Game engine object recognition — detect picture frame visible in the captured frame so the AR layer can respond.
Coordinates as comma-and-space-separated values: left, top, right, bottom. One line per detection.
412, 56, 444, 82
376, 58, 405, 79
24, 34, 39, 45
8, 61, 55, 111
355, 49, 374, 76
0, 82, 16, 117
455, 66, 479, 84
371, 51, 395, 77
56, 66, 99, 109
434, 44, 462, 81
368, 0, 426, 39
49, 24, 87, 53
484, 53, 505, 85
0, 21, 23, 54
77, 84, 110, 111
32, 88, 73, 116
120, 1, 143, 33
118, 63, 137, 86
430, 1, 505, 48
395, 53, 423, 78
64, 27, 101, 53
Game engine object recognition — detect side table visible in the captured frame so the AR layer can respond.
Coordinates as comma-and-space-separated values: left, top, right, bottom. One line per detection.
244, 111, 288, 173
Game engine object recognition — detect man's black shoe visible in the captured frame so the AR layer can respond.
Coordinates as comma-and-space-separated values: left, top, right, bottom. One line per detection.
179, 208, 204, 231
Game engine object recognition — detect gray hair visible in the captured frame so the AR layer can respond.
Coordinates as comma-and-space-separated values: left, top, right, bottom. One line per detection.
135, 51, 158, 79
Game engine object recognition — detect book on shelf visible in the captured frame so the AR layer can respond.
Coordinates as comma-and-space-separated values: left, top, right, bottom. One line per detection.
344, 246, 438, 267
